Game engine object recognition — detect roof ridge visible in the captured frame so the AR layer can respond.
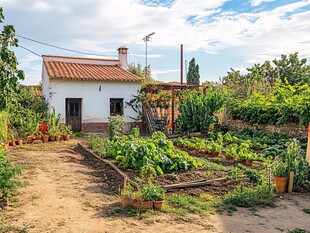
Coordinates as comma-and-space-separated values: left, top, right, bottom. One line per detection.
43, 55, 118, 62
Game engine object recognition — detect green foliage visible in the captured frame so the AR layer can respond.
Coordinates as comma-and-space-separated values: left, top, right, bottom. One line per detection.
272, 157, 288, 177
0, 7, 24, 110
228, 80, 310, 126
0, 112, 8, 142
283, 139, 309, 188
108, 115, 125, 139
303, 208, 310, 215
7, 86, 48, 128
187, 57, 200, 85
88, 136, 111, 158
176, 89, 223, 133
224, 181, 276, 208
0, 149, 21, 201
47, 109, 61, 135
288, 228, 310, 233
128, 62, 144, 78
140, 184, 165, 201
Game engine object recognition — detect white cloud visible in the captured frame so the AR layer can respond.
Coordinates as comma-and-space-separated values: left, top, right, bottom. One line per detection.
250, 0, 276, 7
33, 1, 51, 11
152, 69, 179, 80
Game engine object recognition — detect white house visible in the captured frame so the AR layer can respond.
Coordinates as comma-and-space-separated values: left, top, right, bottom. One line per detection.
41, 46, 142, 132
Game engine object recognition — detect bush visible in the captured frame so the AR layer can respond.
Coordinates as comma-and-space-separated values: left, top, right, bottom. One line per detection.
0, 112, 9, 142
176, 89, 223, 133
108, 115, 125, 139
0, 150, 21, 201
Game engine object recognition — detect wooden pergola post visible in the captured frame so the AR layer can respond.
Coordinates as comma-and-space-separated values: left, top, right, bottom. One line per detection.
307, 122, 310, 165
171, 87, 175, 133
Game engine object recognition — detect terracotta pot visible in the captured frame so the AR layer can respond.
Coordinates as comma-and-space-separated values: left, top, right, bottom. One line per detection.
55, 135, 61, 141
34, 135, 42, 140
153, 199, 164, 210
225, 155, 234, 160
211, 151, 219, 156
189, 147, 195, 151
43, 135, 49, 143
64, 134, 70, 141
121, 196, 132, 208
194, 148, 200, 153
8, 139, 15, 147
50, 135, 56, 141
60, 135, 64, 141
2, 143, 9, 151
15, 139, 23, 146
274, 176, 288, 193
133, 201, 153, 210
176, 143, 182, 148
27, 136, 34, 144
245, 160, 253, 166
200, 149, 207, 154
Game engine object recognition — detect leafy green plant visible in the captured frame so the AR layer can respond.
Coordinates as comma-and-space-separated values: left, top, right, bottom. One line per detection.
272, 158, 288, 177
176, 89, 223, 133
48, 109, 61, 135
108, 115, 125, 139
0, 112, 8, 143
141, 184, 165, 201
0, 150, 21, 201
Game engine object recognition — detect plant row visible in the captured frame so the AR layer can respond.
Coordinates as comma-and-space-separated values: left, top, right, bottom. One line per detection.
89, 130, 198, 175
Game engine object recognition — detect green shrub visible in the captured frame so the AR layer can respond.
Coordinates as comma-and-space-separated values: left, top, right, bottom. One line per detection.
0, 150, 21, 201
0, 112, 8, 142
108, 115, 125, 139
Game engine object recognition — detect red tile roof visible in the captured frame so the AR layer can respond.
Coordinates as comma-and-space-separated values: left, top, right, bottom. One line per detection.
43, 58, 142, 82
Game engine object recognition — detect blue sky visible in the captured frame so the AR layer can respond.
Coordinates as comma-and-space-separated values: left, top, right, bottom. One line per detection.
1, 0, 310, 85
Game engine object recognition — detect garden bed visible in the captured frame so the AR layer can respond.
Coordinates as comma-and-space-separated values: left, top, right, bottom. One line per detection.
78, 141, 254, 198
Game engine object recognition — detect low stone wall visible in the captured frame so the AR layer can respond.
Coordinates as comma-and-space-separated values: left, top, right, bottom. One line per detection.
221, 115, 307, 137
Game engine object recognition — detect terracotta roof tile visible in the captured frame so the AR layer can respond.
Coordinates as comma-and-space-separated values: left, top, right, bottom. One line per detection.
44, 60, 142, 82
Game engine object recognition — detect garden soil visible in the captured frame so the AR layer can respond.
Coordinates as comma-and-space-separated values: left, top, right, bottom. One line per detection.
2, 139, 310, 233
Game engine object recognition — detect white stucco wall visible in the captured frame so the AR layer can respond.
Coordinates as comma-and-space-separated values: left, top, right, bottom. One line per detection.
47, 79, 141, 123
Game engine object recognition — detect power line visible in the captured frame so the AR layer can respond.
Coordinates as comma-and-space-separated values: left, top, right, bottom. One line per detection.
16, 34, 118, 57
19, 45, 42, 58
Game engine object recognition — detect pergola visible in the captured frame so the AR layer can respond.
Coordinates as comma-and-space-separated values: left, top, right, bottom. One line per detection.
144, 81, 199, 133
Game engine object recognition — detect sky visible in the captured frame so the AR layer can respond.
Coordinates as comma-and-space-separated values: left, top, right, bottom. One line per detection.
1, 0, 310, 85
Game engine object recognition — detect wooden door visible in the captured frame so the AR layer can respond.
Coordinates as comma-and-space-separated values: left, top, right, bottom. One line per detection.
66, 98, 81, 132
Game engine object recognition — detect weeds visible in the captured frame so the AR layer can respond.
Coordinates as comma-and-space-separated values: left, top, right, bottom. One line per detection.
223, 181, 276, 208
288, 228, 310, 233
303, 208, 310, 214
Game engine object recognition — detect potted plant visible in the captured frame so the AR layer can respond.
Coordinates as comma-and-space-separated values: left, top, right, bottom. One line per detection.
48, 109, 61, 142
209, 140, 222, 156
132, 184, 165, 210
244, 152, 255, 166
272, 158, 288, 193
132, 190, 153, 210
62, 124, 72, 141
120, 183, 134, 208
8, 129, 16, 147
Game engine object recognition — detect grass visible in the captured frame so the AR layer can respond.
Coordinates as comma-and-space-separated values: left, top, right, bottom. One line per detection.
162, 193, 219, 217
288, 228, 310, 233
303, 208, 310, 214
223, 182, 276, 208
0, 222, 29, 233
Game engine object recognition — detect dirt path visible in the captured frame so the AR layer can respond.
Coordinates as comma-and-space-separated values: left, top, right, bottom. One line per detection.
2, 140, 310, 233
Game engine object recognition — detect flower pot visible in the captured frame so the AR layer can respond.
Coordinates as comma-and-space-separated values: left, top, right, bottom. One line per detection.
194, 148, 200, 153
133, 201, 153, 210
60, 135, 64, 141
200, 149, 207, 154
211, 151, 219, 157
121, 196, 132, 208
245, 160, 253, 166
55, 135, 61, 141
64, 134, 70, 141
50, 135, 56, 142
153, 199, 164, 210
176, 143, 182, 148
274, 176, 288, 193
2, 143, 8, 151
15, 139, 23, 146
43, 135, 49, 143
34, 135, 42, 140
27, 136, 34, 144
225, 155, 234, 160
8, 139, 15, 147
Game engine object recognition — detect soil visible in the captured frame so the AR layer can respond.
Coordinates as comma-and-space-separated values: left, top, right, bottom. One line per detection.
1, 139, 310, 233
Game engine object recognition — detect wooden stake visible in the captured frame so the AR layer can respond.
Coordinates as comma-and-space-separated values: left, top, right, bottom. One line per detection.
123, 176, 127, 191
288, 171, 294, 193
307, 123, 310, 165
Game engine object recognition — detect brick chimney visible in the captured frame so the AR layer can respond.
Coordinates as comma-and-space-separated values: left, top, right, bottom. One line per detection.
117, 46, 128, 70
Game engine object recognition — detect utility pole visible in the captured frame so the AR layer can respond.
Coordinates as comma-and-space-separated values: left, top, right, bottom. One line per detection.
142, 32, 155, 79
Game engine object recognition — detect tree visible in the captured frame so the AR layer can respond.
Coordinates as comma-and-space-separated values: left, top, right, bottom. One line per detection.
0, 7, 24, 110
128, 62, 144, 78
187, 58, 200, 85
